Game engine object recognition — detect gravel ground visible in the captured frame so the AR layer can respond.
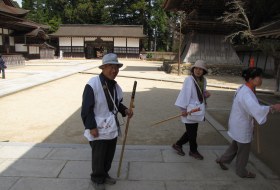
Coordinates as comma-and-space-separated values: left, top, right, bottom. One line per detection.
0, 61, 228, 145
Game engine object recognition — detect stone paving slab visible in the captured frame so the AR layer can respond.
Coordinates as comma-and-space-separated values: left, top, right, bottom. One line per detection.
129, 162, 240, 181
45, 147, 91, 160
163, 148, 218, 162
0, 159, 66, 177
249, 155, 280, 179
58, 160, 92, 179
106, 181, 166, 190
0, 177, 19, 190
0, 146, 52, 159
58, 161, 129, 180
9, 178, 91, 190
113, 149, 163, 162
0, 143, 279, 190
165, 180, 279, 190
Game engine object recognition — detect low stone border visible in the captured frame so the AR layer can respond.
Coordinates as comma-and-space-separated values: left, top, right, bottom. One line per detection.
160, 61, 246, 76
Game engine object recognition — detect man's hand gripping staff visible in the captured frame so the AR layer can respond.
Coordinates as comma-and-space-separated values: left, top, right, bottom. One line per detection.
117, 81, 137, 177
151, 107, 201, 126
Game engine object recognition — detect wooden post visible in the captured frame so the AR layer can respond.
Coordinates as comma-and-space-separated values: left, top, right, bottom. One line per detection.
178, 17, 182, 76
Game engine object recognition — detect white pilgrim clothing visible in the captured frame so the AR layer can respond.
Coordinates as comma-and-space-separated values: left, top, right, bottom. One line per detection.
228, 85, 270, 143
84, 76, 123, 140
175, 76, 207, 123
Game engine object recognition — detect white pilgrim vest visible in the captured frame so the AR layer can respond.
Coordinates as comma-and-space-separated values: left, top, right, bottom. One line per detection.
84, 76, 123, 141
175, 76, 207, 123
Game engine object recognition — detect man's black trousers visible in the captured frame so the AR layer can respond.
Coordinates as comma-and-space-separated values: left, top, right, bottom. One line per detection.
89, 137, 117, 184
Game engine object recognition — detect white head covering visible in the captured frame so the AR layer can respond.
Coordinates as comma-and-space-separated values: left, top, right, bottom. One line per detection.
191, 60, 208, 74
99, 53, 123, 69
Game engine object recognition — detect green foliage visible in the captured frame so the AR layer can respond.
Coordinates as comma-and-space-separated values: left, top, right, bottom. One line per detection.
146, 53, 152, 58
48, 17, 61, 33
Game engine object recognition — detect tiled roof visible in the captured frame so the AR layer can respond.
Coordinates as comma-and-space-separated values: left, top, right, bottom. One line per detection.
0, 1, 29, 17
50, 25, 146, 38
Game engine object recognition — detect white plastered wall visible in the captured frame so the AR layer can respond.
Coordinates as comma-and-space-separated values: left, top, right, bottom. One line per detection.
72, 37, 84, 46
114, 38, 126, 47
101, 37, 113, 41
29, 46, 39, 54
15, 44, 28, 52
9, 37, 15, 46
59, 37, 71, 46
3, 29, 8, 34
127, 38, 139, 47
85, 37, 97, 41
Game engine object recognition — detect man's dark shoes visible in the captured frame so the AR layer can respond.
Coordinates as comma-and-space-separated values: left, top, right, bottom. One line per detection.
105, 176, 116, 185
91, 182, 105, 190
215, 159, 228, 170
172, 144, 185, 156
189, 151, 204, 160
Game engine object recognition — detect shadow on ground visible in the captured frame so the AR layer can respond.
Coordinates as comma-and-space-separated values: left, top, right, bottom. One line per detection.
42, 87, 229, 146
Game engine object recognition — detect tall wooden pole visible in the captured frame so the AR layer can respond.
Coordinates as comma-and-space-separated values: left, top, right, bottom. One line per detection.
178, 18, 182, 76
117, 81, 137, 177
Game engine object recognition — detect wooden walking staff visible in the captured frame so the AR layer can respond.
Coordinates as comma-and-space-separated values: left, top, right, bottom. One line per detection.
256, 125, 261, 153
150, 107, 201, 127
117, 81, 137, 177
151, 114, 182, 126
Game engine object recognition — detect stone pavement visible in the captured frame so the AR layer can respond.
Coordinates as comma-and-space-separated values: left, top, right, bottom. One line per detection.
0, 59, 279, 190
0, 143, 280, 190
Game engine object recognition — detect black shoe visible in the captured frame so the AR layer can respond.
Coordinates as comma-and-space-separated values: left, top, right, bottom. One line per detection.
105, 176, 116, 185
172, 144, 185, 156
189, 151, 204, 160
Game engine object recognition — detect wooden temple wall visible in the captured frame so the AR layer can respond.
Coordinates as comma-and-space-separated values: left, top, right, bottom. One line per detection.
237, 51, 275, 74
182, 33, 240, 65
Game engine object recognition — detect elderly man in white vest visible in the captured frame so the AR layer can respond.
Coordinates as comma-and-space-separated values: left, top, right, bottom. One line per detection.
81, 53, 133, 190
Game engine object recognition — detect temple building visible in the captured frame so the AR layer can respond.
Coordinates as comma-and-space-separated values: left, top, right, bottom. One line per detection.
163, 0, 241, 65
0, 0, 52, 65
50, 24, 146, 59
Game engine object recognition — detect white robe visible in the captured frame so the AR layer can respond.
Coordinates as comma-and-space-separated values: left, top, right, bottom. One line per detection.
175, 76, 206, 123
228, 85, 270, 143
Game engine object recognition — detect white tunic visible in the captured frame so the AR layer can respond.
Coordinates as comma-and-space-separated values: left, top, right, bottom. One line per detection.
228, 85, 270, 143
175, 76, 206, 123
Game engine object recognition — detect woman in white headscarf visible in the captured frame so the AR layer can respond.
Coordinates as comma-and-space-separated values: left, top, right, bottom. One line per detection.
172, 60, 211, 160
216, 67, 280, 178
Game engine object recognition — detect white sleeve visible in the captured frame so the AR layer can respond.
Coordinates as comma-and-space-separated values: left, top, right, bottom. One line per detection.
242, 93, 270, 125
175, 77, 193, 109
